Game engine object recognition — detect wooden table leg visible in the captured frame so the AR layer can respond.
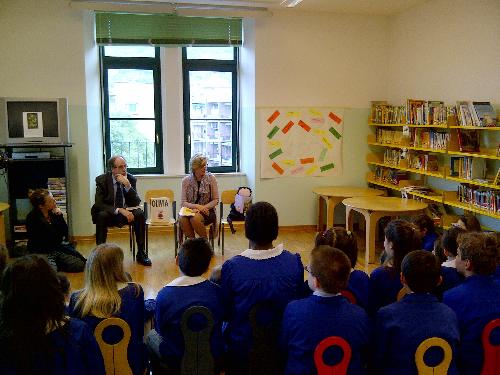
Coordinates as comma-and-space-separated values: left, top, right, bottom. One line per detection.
317, 196, 325, 232
326, 197, 344, 229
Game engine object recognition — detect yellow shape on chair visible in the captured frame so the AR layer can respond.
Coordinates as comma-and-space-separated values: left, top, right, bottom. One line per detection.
94, 317, 133, 375
415, 337, 452, 375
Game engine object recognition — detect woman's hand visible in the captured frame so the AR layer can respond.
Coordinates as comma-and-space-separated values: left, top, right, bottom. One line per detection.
197, 205, 209, 215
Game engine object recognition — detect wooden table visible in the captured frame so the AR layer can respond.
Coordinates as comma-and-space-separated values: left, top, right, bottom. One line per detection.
343, 197, 427, 270
0, 202, 9, 246
313, 186, 385, 230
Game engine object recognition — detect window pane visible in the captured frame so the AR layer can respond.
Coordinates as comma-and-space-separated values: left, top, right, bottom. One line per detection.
110, 120, 156, 168
189, 71, 232, 120
186, 47, 234, 60
190, 120, 232, 167
104, 46, 155, 57
108, 69, 155, 118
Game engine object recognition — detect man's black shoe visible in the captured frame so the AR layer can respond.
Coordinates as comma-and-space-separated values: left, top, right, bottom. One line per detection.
136, 252, 152, 266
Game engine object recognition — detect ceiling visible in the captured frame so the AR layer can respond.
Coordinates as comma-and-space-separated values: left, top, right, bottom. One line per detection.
144, 0, 431, 15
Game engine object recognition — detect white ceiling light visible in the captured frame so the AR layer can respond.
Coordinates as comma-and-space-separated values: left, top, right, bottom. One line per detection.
280, 0, 304, 7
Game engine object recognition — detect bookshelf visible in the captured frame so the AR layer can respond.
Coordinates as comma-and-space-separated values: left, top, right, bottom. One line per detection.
1, 144, 72, 245
367, 101, 500, 228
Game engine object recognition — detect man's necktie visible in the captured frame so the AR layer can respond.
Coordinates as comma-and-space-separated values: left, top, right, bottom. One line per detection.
115, 182, 124, 208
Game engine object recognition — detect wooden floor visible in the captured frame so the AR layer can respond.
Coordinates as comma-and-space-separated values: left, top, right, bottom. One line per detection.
67, 227, 383, 300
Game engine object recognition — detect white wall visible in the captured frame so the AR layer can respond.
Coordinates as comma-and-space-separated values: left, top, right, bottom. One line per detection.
252, 11, 390, 225
388, 0, 500, 230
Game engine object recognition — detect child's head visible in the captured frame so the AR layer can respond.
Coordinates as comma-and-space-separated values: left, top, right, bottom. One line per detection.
315, 227, 358, 268
401, 250, 441, 293
413, 214, 436, 235
433, 238, 447, 264
56, 272, 71, 302
84, 243, 129, 289
308, 246, 351, 294
177, 238, 213, 277
455, 214, 481, 232
441, 226, 466, 257
245, 201, 278, 246
384, 219, 421, 272
456, 232, 496, 276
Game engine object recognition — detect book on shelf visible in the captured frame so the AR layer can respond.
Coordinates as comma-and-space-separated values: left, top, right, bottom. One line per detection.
406, 99, 426, 125
457, 129, 480, 152
427, 101, 445, 125
472, 102, 497, 127
13, 225, 27, 233
371, 101, 388, 122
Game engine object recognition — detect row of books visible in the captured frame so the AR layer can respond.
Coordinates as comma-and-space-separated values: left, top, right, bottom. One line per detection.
47, 177, 67, 219
374, 166, 408, 186
457, 184, 500, 213
371, 100, 497, 127
382, 149, 439, 172
449, 157, 486, 181
375, 129, 410, 146
410, 128, 449, 150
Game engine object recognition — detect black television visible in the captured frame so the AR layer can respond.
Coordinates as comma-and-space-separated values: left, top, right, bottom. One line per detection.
0, 97, 70, 145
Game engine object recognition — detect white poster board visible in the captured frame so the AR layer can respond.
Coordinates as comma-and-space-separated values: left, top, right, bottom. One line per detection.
259, 107, 344, 178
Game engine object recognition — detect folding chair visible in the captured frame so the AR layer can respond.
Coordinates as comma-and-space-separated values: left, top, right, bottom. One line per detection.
94, 317, 133, 375
177, 217, 216, 256
218, 189, 245, 256
314, 336, 352, 375
415, 337, 452, 375
143, 189, 177, 257
481, 318, 500, 375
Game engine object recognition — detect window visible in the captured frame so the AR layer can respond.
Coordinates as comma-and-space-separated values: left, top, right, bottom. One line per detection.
183, 47, 238, 173
100, 46, 163, 174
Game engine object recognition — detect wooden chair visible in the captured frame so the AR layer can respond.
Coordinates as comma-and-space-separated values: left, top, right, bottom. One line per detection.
481, 318, 500, 375
144, 189, 177, 257
217, 189, 244, 256
314, 336, 352, 375
94, 317, 133, 375
415, 337, 452, 375
177, 217, 216, 254
180, 306, 215, 375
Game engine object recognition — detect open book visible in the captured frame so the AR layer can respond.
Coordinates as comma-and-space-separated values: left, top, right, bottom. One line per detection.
179, 206, 196, 217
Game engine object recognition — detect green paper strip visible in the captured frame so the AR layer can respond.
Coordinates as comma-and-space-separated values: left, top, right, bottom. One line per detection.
269, 148, 283, 160
328, 127, 342, 139
319, 148, 327, 162
267, 126, 280, 139
320, 163, 335, 172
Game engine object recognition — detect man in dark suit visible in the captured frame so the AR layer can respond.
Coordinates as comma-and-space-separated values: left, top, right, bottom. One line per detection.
91, 155, 151, 266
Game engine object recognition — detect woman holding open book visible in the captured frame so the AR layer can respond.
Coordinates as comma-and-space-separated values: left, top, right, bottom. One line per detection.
180, 154, 219, 239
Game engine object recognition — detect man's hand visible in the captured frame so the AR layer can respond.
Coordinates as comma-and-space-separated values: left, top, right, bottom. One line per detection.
115, 174, 131, 189
118, 208, 134, 223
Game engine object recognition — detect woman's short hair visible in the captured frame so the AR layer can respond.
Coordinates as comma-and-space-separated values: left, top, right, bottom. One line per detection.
189, 154, 208, 174
28, 188, 50, 208
310, 246, 351, 294
0, 255, 66, 371
75, 243, 134, 318
385, 219, 421, 273
245, 201, 278, 245
315, 227, 358, 267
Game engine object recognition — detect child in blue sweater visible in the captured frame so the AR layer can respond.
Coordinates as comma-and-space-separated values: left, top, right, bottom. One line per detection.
413, 214, 439, 252
315, 227, 369, 309
147, 238, 226, 372
368, 219, 421, 314
443, 232, 500, 375
281, 246, 371, 375
374, 250, 460, 374
220, 201, 304, 374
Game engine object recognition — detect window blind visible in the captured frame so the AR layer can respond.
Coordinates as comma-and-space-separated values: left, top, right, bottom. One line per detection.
95, 12, 243, 46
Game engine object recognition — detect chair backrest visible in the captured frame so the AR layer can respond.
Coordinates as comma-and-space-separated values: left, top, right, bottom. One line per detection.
481, 318, 500, 375
94, 317, 133, 375
248, 301, 283, 375
180, 306, 215, 375
414, 337, 452, 375
397, 286, 410, 301
340, 290, 357, 304
314, 336, 352, 375
219, 189, 238, 219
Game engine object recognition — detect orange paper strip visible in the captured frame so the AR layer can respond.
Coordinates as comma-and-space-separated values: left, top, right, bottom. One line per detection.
282, 121, 294, 134
300, 157, 314, 164
272, 162, 284, 175
329, 112, 342, 124
267, 110, 280, 124
298, 120, 311, 132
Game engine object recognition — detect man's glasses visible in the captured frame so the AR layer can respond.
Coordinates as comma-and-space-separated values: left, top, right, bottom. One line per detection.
113, 164, 127, 169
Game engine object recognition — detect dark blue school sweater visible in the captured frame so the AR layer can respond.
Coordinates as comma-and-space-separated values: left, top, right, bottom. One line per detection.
422, 232, 439, 252
348, 269, 370, 310
368, 266, 402, 315
374, 293, 460, 375
281, 294, 371, 375
443, 275, 500, 375
493, 265, 500, 285
154, 279, 225, 367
